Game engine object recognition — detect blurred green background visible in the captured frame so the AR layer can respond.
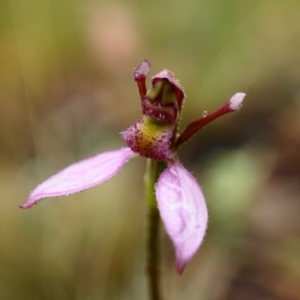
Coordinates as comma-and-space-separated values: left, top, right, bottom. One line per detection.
1, 0, 300, 299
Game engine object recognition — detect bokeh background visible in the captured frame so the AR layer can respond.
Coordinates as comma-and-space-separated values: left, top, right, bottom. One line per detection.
1, 0, 300, 299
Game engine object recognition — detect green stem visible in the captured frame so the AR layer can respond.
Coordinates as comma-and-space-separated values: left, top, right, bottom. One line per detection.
145, 159, 165, 300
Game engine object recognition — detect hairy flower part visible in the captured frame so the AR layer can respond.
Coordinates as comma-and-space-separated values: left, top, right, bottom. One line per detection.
121, 116, 175, 161
156, 162, 208, 274
20, 148, 136, 209
134, 60, 185, 112
127, 64, 186, 160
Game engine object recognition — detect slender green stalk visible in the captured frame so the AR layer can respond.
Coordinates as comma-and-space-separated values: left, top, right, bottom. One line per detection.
145, 159, 165, 300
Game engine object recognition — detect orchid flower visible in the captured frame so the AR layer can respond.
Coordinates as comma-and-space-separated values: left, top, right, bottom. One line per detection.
20, 60, 245, 275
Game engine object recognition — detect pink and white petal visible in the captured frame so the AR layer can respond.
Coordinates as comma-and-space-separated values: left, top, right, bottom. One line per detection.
156, 162, 208, 274
20, 148, 136, 209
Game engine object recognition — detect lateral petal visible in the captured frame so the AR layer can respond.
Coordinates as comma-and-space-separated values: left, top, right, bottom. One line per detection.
156, 162, 208, 274
20, 148, 136, 209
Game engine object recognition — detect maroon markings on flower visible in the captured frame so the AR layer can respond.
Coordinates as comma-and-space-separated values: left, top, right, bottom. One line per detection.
156, 162, 208, 274
20, 148, 136, 209
142, 98, 178, 124
152, 70, 185, 112
175, 93, 246, 147
121, 116, 174, 161
134, 61, 185, 125
134, 60, 151, 100
142, 78, 179, 124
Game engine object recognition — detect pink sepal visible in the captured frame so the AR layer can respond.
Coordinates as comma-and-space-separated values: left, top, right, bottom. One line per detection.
20, 148, 136, 209
156, 162, 208, 274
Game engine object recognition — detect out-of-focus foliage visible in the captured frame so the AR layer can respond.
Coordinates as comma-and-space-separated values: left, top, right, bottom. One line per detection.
1, 0, 300, 299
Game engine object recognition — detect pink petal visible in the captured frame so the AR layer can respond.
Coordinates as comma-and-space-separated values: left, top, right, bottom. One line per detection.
20, 148, 136, 209
156, 162, 208, 274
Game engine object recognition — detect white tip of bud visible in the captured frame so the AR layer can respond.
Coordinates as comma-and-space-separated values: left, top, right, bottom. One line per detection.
229, 93, 246, 111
